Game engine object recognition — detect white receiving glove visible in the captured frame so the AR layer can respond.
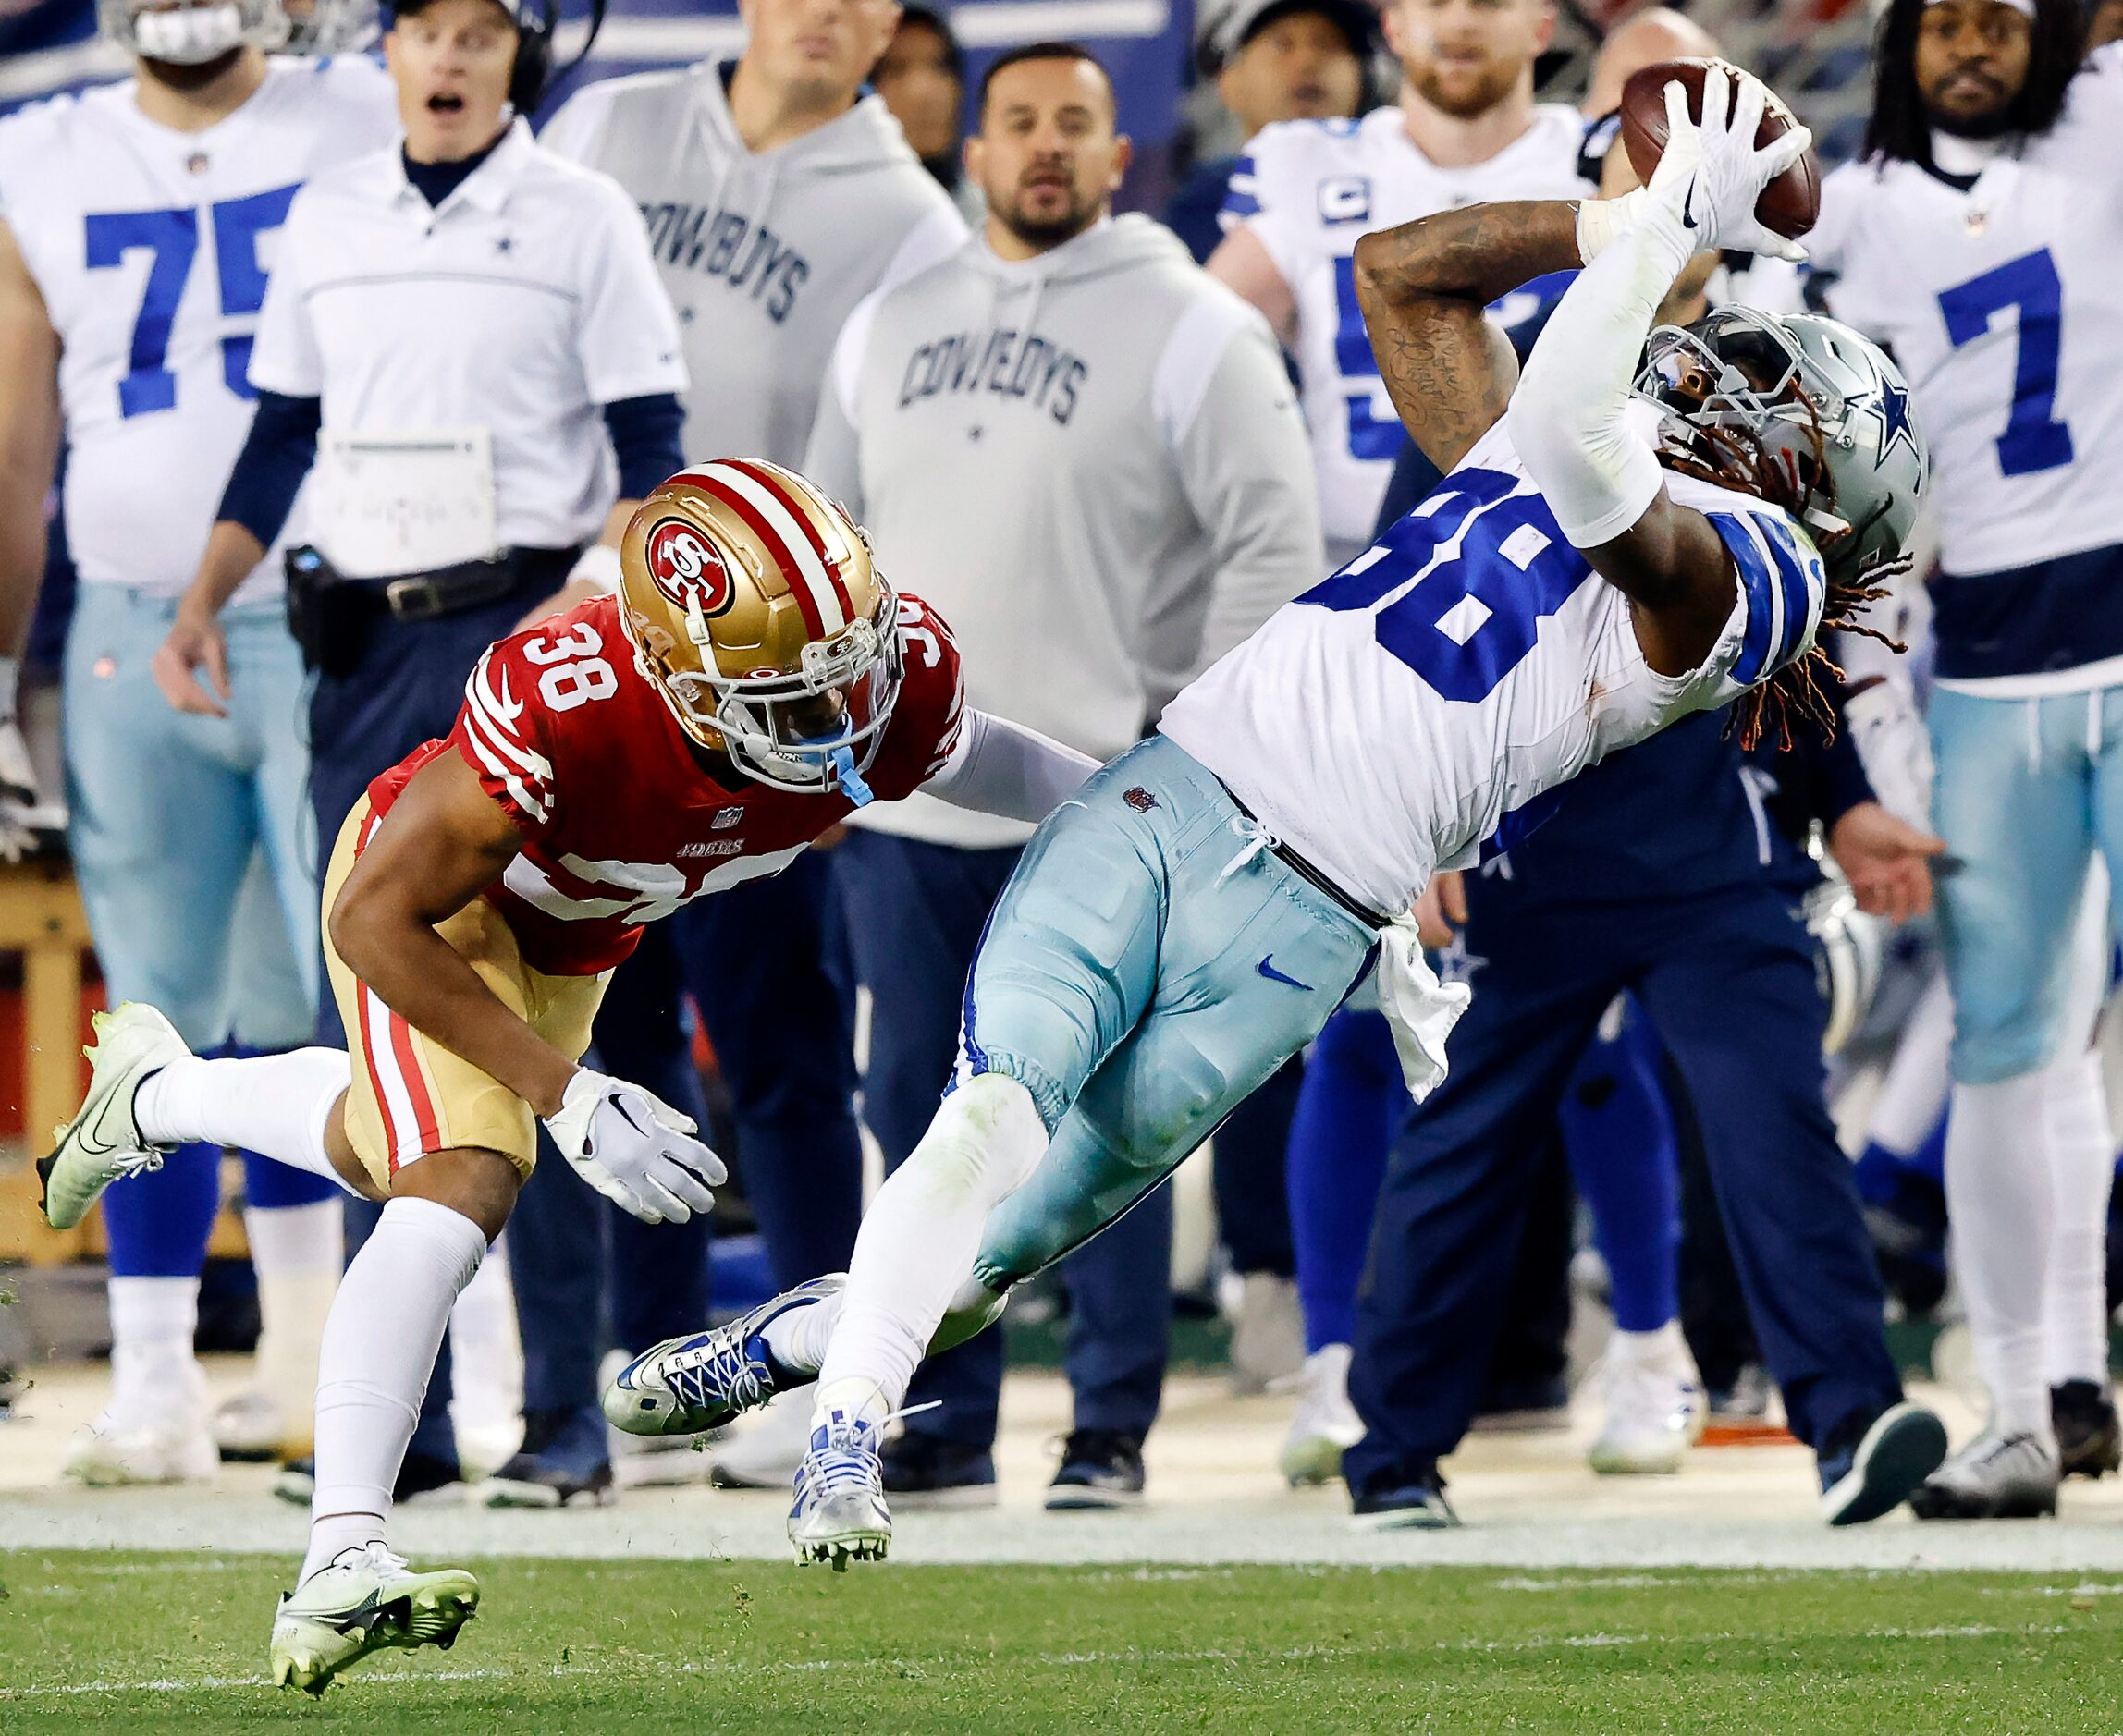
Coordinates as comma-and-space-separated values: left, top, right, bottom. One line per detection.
1844, 679, 1935, 833
543, 1068, 728, 1225
1640, 62, 1812, 263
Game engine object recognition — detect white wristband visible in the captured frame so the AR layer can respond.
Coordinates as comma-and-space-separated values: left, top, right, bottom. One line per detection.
570, 544, 623, 594
1575, 190, 1648, 265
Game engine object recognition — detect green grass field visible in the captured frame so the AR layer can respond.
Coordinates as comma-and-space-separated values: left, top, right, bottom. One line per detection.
5, 1553, 2121, 1733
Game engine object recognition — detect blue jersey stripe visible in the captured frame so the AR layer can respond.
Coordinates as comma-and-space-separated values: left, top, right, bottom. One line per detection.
1712, 512, 1782, 687
1219, 159, 1259, 222
1755, 512, 1819, 669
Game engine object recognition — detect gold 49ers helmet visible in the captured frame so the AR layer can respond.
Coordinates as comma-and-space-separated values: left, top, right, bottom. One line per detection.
618, 459, 903, 801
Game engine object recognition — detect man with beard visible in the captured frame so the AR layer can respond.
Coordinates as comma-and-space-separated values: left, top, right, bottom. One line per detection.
1800, 0, 2123, 1519
0, 0, 398, 1485
798, 42, 1319, 1508
1207, 0, 1591, 566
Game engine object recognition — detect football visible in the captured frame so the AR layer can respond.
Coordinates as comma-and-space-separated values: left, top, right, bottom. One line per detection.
1617, 57, 1822, 240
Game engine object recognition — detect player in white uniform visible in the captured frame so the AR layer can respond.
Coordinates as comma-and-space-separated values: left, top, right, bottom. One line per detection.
1209, 0, 1593, 562
0, 0, 398, 1483
606, 68, 1949, 1559
1802, 0, 2123, 1518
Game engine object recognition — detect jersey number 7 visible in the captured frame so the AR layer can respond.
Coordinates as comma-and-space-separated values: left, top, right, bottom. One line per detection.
84, 183, 300, 420
1937, 247, 2076, 479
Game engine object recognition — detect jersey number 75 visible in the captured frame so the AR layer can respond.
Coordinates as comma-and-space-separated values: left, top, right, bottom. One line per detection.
84, 183, 300, 420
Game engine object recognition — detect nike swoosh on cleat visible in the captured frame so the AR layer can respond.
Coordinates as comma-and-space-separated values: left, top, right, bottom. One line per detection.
1257, 957, 1313, 991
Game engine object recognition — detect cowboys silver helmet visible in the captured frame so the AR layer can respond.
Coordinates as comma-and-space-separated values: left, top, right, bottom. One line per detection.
1635, 307, 1930, 584
99, 0, 288, 62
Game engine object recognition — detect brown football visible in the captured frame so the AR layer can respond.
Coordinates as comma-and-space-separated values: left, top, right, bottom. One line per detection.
1617, 58, 1822, 241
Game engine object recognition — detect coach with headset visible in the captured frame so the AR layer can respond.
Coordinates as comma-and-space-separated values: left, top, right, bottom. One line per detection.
154, 0, 693, 1506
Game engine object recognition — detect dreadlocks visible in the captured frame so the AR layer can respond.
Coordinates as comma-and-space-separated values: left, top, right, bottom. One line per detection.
1659, 401, 1907, 753
1864, 0, 2087, 170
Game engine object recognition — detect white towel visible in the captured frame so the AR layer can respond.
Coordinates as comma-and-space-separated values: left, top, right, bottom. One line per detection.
1375, 912, 1473, 1102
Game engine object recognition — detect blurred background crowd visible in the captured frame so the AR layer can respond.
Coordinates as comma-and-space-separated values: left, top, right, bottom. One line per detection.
3, 0, 2121, 1530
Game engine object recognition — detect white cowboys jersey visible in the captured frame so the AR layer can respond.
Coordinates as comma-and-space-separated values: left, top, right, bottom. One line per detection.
1805, 44, 2123, 688
1160, 420, 1827, 916
1223, 104, 1592, 560
0, 56, 398, 600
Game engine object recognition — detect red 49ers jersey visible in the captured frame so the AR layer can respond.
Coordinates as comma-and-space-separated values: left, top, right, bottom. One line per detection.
366, 591, 964, 976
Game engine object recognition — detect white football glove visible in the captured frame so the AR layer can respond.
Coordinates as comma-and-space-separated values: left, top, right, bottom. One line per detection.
1844, 679, 1935, 834
544, 1068, 727, 1226
1643, 62, 1812, 263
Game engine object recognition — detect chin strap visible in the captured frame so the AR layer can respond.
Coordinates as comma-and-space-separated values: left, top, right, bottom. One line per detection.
828, 745, 875, 807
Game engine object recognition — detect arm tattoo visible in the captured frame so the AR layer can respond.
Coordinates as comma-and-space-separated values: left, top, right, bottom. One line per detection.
1352, 201, 1586, 473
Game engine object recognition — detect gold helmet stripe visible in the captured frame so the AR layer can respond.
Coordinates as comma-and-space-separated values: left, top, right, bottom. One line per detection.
683, 461, 851, 638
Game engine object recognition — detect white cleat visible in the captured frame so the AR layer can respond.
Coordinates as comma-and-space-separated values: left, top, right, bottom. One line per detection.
1279, 1344, 1366, 1486
214, 1390, 293, 1463
37, 1003, 188, 1230
1909, 1429, 2061, 1521
1587, 1326, 1706, 1476
789, 1410, 893, 1571
61, 1412, 217, 1487
269, 1543, 480, 1695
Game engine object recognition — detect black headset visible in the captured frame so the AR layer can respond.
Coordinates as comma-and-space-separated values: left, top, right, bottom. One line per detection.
507, 0, 607, 116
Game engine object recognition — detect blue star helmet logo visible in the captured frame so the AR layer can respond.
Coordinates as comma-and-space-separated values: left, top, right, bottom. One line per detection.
1862, 373, 1920, 471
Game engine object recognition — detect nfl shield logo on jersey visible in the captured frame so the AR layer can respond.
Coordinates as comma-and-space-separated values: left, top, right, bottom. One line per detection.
644, 518, 736, 617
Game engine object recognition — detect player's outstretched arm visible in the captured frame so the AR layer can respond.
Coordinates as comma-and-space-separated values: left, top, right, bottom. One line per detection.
1349, 201, 1581, 473
1510, 66, 1810, 675
922, 709, 1100, 823
328, 751, 577, 1119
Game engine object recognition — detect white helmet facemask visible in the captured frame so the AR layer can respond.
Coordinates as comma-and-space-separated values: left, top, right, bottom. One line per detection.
662, 590, 904, 802
102, 0, 288, 61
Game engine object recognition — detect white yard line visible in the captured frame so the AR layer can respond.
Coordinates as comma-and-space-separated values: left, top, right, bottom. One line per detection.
0, 1623, 2075, 1699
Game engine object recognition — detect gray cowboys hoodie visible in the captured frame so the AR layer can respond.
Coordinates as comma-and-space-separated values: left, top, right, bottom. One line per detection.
805, 214, 1323, 849
543, 62, 966, 466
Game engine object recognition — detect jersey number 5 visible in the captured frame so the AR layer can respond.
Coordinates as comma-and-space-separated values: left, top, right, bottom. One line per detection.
1301, 468, 1591, 702
83, 184, 300, 420
1937, 248, 2075, 478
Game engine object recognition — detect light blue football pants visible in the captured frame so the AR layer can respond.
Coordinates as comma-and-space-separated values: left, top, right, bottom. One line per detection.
1930, 683, 2123, 1083
959, 735, 1380, 1294
65, 583, 315, 1050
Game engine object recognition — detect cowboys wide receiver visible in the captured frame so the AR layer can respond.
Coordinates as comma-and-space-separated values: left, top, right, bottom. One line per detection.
0, 0, 397, 1482
607, 67, 1945, 1565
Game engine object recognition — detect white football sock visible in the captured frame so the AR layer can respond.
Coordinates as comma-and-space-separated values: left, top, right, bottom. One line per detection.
302, 1197, 485, 1583
105, 1275, 203, 1431
1945, 1071, 2056, 1439
812, 1075, 1049, 1432
761, 1288, 843, 1375
244, 1200, 343, 1455
136, 1049, 354, 1194
1866, 972, 1955, 1155
2042, 1050, 2116, 1388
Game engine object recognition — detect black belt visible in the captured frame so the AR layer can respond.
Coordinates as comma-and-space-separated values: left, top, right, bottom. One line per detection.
1216, 779, 1393, 930
285, 544, 582, 678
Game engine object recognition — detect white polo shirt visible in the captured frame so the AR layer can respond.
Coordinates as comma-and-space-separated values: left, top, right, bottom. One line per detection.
249, 117, 686, 570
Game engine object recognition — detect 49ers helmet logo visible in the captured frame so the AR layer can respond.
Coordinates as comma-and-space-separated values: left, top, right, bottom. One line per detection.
644, 518, 734, 616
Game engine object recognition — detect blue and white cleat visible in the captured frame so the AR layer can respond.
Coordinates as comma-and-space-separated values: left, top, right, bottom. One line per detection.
603, 1275, 845, 1438
38, 1003, 186, 1230
789, 1410, 893, 1571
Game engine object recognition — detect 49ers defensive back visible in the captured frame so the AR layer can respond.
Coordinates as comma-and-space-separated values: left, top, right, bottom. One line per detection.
34, 458, 1098, 1695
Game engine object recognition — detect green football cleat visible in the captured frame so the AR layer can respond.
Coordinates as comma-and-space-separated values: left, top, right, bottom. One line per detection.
269, 1545, 480, 1695
37, 1003, 187, 1230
